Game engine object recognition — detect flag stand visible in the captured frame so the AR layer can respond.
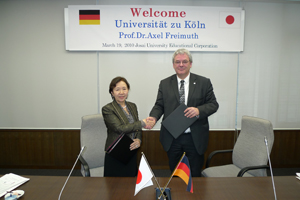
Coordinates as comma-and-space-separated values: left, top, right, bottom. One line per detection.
155, 187, 172, 200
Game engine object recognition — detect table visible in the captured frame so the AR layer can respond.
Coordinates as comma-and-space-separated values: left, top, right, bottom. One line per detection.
11, 176, 300, 200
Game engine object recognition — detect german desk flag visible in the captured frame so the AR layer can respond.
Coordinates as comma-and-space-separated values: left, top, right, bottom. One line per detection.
79, 10, 100, 25
173, 154, 193, 193
157, 153, 193, 199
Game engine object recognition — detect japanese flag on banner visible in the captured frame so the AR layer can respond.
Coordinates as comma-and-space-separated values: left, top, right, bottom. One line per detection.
219, 12, 241, 28
134, 155, 153, 196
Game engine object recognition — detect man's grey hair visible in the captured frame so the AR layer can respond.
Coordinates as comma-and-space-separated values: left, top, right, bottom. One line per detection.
172, 49, 193, 64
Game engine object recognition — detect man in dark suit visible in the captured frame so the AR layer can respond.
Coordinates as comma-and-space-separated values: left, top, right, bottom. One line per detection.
147, 49, 219, 177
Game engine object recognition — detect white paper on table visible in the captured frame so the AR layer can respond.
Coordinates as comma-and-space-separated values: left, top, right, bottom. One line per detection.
0, 173, 30, 197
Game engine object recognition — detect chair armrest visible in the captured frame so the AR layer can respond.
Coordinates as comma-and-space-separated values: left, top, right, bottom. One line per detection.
205, 149, 233, 168
237, 165, 269, 177
79, 155, 91, 177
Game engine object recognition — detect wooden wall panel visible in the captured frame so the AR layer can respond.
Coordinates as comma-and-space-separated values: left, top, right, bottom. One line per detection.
137, 131, 169, 169
0, 129, 299, 169
137, 130, 235, 169
271, 130, 300, 168
0, 130, 80, 169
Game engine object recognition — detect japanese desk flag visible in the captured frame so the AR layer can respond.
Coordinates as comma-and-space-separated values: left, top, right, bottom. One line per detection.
134, 155, 153, 196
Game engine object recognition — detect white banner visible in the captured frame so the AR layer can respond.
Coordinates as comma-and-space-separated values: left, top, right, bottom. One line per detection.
65, 5, 245, 52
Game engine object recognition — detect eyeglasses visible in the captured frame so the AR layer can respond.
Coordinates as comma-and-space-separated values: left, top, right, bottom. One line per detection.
174, 60, 189, 65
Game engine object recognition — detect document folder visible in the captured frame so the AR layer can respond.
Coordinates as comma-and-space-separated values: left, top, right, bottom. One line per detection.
106, 133, 137, 164
162, 104, 197, 139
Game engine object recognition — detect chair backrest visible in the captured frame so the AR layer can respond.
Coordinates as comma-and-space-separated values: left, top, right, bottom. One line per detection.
232, 116, 274, 176
80, 114, 107, 172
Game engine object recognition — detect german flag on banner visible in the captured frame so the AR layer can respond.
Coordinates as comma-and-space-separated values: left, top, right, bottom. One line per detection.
79, 10, 100, 25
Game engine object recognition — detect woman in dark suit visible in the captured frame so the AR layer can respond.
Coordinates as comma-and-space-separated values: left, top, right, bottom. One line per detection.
102, 76, 153, 177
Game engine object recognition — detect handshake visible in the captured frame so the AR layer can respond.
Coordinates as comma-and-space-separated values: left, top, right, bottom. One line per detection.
142, 117, 156, 129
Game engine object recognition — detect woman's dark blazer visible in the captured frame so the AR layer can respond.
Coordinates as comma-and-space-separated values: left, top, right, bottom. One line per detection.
102, 100, 142, 151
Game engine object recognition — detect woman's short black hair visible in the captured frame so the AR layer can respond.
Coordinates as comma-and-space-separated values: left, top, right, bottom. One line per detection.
109, 76, 130, 97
